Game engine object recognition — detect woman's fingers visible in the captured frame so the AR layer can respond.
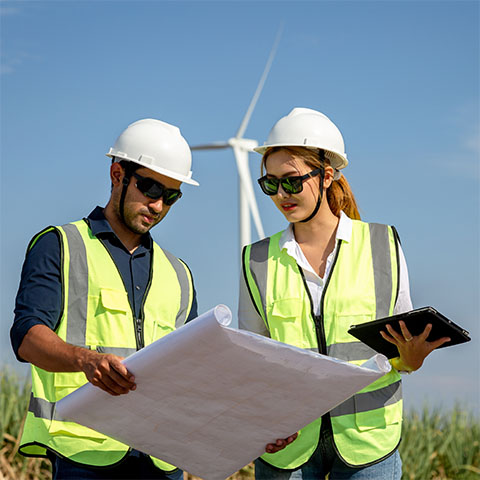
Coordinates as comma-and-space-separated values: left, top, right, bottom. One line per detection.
429, 336, 451, 350
417, 322, 433, 342
380, 329, 398, 345
398, 321, 414, 341
265, 433, 298, 453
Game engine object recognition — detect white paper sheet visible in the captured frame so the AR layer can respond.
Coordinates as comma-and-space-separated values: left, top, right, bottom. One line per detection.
56, 305, 391, 480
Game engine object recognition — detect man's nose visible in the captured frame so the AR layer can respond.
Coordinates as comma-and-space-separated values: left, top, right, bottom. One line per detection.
148, 197, 164, 214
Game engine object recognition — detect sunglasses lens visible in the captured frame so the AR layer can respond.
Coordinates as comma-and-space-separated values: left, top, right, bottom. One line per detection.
282, 178, 303, 194
133, 173, 182, 206
164, 190, 182, 206
137, 178, 163, 199
259, 178, 279, 195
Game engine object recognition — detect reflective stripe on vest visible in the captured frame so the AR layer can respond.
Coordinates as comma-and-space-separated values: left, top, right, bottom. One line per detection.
20, 220, 192, 471
243, 220, 402, 468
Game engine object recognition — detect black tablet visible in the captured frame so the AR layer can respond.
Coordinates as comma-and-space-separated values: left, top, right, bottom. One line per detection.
347, 306, 471, 359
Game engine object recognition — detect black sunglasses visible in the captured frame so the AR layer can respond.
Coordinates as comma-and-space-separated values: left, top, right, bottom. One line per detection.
257, 168, 323, 196
132, 172, 182, 206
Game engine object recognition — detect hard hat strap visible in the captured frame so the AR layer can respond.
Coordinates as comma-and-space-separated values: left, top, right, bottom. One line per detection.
298, 188, 322, 223
298, 154, 325, 223
119, 161, 135, 225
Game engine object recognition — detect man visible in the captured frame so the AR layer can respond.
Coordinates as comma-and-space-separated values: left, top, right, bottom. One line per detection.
10, 118, 199, 479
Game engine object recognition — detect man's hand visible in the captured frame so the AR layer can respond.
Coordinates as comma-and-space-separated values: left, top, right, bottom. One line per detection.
380, 320, 450, 371
265, 433, 298, 454
80, 350, 136, 396
18, 324, 136, 396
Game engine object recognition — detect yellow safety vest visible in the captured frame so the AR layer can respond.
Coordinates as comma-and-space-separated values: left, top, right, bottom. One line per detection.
19, 219, 194, 471
243, 220, 402, 468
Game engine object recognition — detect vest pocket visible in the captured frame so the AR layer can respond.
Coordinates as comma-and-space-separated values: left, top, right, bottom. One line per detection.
354, 407, 388, 431
332, 313, 375, 344
53, 371, 88, 401
86, 289, 134, 346
151, 321, 175, 342
268, 298, 312, 348
48, 418, 107, 442
99, 288, 130, 312
49, 372, 106, 442
353, 390, 401, 431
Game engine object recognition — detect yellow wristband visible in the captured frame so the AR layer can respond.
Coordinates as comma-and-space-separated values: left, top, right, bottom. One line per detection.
391, 356, 414, 374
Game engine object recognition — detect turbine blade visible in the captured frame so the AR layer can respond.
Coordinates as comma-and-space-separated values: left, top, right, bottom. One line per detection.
191, 142, 230, 151
233, 146, 265, 240
235, 24, 283, 139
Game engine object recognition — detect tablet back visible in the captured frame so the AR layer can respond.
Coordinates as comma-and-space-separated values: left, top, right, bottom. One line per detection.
347, 307, 471, 359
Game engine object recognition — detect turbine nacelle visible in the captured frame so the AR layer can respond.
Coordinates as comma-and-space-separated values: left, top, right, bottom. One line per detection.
227, 138, 258, 151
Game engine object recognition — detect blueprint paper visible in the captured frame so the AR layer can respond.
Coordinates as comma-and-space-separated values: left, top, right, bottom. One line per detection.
56, 305, 391, 480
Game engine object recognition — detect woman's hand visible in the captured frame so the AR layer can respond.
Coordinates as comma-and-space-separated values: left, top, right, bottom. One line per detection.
380, 320, 450, 371
265, 433, 298, 454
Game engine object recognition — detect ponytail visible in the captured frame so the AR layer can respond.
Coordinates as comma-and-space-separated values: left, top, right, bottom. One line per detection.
327, 175, 361, 220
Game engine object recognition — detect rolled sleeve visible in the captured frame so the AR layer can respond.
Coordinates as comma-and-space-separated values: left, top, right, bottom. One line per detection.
11, 230, 63, 361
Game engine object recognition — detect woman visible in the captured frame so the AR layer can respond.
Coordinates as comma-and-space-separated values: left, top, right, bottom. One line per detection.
239, 108, 449, 479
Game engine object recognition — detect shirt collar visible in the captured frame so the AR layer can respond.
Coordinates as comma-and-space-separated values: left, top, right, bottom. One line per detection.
86, 206, 152, 249
279, 211, 353, 258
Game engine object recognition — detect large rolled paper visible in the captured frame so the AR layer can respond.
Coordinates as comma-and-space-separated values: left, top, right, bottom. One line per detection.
57, 305, 392, 480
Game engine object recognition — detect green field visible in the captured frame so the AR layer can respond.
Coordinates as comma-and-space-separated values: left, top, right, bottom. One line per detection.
1, 369, 478, 479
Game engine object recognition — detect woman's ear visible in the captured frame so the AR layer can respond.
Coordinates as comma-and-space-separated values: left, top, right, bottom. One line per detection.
323, 165, 335, 189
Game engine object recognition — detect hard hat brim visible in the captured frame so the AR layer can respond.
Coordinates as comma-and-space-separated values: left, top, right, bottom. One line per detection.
106, 153, 200, 186
253, 143, 348, 170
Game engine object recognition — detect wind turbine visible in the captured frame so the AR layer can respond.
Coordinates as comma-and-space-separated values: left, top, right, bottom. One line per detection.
191, 28, 282, 248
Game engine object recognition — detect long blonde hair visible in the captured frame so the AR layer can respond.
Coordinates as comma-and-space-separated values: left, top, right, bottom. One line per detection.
262, 146, 361, 220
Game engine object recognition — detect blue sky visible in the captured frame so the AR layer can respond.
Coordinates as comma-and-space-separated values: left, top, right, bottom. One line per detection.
1, 1, 478, 411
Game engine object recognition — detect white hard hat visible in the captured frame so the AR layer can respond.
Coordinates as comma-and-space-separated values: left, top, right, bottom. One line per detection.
254, 107, 348, 170
106, 118, 199, 186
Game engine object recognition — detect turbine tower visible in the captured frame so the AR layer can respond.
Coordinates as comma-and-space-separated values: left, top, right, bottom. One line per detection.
191, 28, 282, 248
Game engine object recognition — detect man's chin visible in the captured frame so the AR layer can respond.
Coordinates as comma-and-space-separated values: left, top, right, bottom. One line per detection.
127, 221, 151, 235
125, 214, 162, 235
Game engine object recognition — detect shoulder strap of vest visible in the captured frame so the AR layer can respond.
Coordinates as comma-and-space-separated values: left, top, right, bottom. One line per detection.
367, 223, 400, 318
242, 234, 280, 327
26, 226, 60, 253
56, 221, 91, 346
155, 246, 194, 328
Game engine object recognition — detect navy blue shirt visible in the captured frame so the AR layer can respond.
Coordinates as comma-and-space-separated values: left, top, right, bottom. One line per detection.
11, 206, 198, 361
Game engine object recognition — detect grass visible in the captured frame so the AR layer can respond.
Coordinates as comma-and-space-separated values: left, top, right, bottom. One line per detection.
0, 369, 51, 480
1, 369, 478, 479
399, 405, 480, 479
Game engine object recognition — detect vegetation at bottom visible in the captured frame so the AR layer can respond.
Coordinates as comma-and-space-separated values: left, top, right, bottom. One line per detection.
1, 369, 478, 480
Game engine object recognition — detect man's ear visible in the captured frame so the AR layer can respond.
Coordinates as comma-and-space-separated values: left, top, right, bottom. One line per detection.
110, 162, 124, 187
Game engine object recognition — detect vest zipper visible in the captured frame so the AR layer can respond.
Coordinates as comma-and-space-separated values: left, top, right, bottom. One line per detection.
300, 239, 400, 468
138, 248, 155, 349
298, 240, 343, 355
298, 241, 343, 463
318, 241, 342, 351
95, 232, 145, 351
133, 316, 143, 350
